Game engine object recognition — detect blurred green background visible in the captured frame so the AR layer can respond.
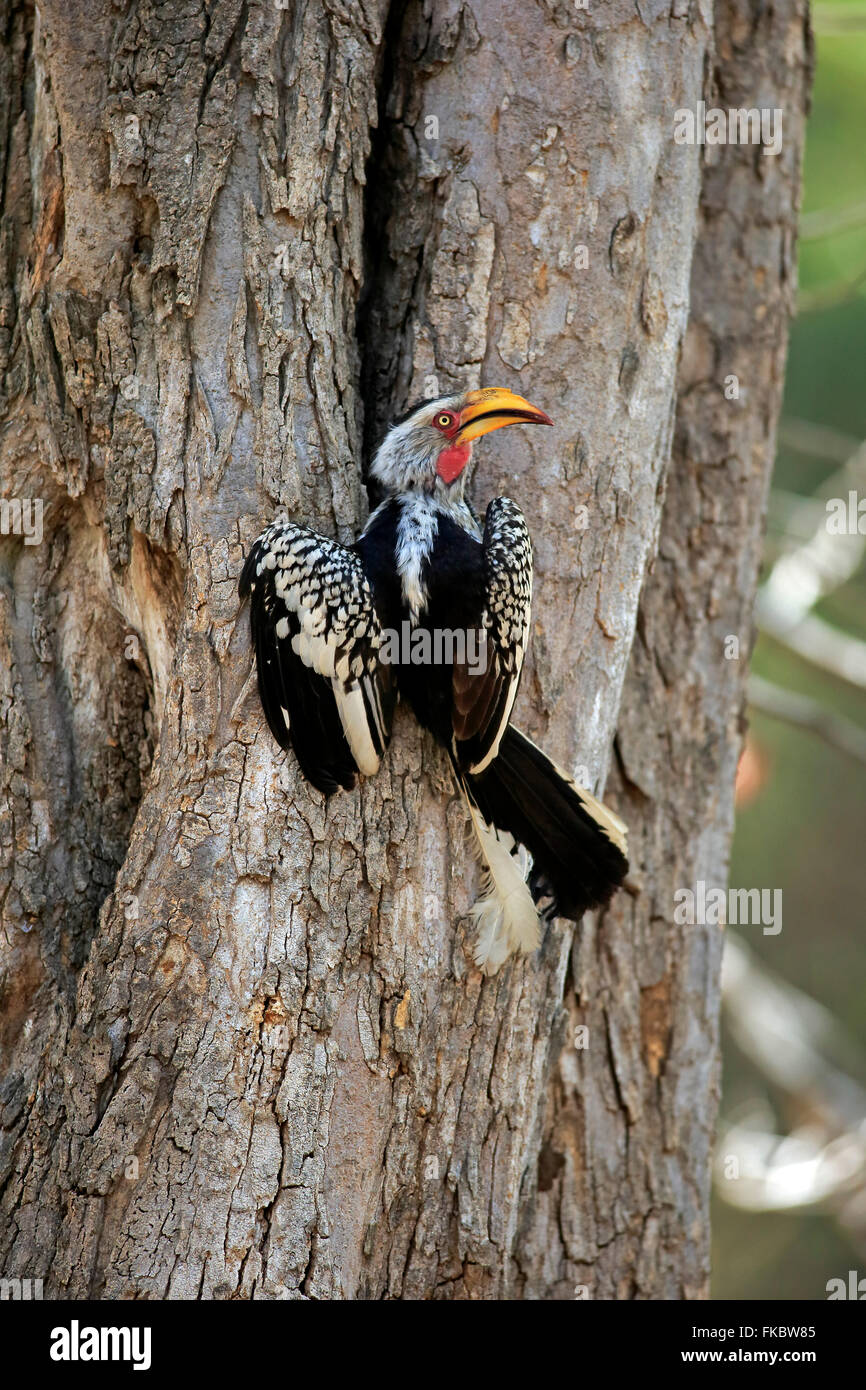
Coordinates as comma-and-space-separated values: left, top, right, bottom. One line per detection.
712, 0, 866, 1300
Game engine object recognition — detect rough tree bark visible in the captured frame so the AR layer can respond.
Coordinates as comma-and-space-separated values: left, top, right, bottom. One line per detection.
0, 0, 811, 1298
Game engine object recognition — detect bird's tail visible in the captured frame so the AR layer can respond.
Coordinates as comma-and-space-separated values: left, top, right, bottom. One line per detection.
458, 725, 629, 973
461, 793, 541, 975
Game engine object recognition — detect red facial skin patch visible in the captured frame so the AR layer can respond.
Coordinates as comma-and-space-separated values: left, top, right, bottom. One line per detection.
436, 443, 471, 484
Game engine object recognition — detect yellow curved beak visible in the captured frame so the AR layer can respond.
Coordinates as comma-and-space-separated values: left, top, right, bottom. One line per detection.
455, 388, 553, 445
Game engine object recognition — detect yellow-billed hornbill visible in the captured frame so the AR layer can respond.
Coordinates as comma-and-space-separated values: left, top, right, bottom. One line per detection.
239, 387, 628, 973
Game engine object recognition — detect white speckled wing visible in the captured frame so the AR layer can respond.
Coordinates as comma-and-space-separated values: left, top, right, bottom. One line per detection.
239, 520, 393, 789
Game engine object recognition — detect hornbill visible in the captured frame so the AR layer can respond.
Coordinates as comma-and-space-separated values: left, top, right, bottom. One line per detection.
239, 387, 628, 973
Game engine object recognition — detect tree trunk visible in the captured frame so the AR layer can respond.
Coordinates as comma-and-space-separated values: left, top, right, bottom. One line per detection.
0, 0, 811, 1299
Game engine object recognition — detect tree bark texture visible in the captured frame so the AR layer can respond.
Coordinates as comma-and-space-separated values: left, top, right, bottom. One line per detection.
0, 0, 811, 1298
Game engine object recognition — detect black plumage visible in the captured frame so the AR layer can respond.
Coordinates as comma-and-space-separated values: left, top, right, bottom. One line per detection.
468, 726, 628, 920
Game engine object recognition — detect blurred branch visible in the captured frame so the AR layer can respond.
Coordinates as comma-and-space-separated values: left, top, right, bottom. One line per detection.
722, 936, 866, 1125
716, 937, 866, 1244
748, 673, 866, 764
758, 436, 866, 687
798, 263, 866, 314
759, 612, 866, 689
801, 199, 866, 240
767, 489, 830, 541
759, 519, 864, 617
777, 417, 860, 464
812, 5, 866, 35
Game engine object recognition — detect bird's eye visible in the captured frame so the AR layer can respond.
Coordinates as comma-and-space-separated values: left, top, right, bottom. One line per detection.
436, 413, 454, 430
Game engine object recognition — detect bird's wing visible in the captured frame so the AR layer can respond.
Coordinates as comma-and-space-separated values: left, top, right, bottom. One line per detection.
452, 497, 532, 775
238, 520, 395, 795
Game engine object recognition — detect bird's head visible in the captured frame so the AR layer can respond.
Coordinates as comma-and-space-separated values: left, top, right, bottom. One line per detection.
370, 387, 553, 498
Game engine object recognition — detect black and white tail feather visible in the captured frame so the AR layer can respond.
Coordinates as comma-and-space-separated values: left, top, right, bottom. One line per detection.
455, 727, 628, 974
